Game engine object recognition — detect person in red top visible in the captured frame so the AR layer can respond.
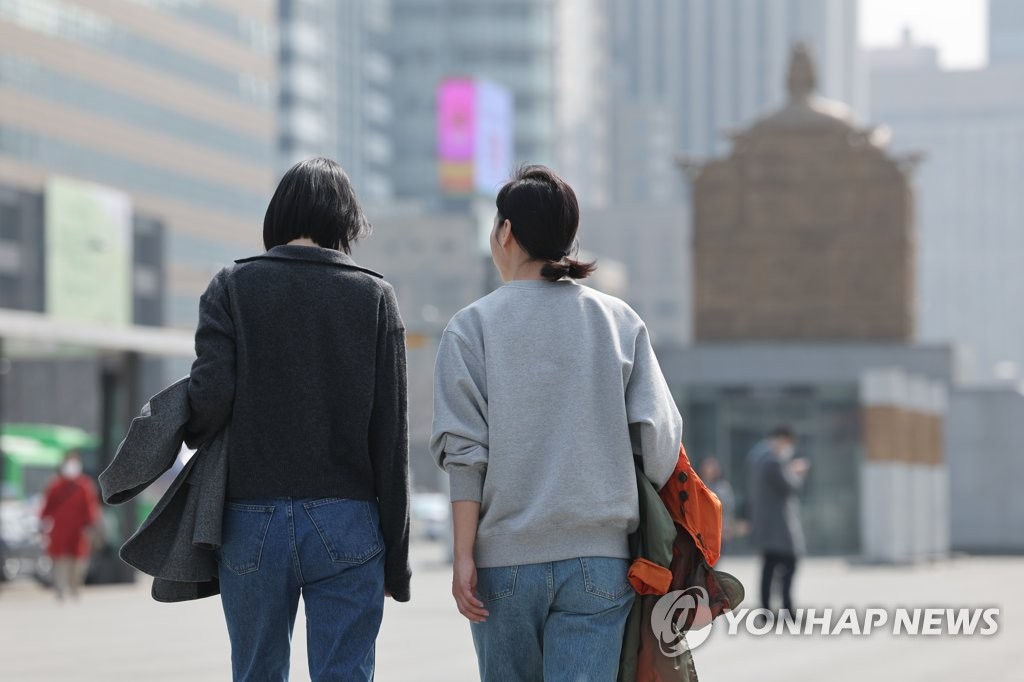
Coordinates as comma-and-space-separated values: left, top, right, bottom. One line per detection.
40, 451, 100, 600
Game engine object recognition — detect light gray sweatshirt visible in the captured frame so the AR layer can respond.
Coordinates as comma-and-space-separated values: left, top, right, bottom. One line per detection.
430, 279, 683, 568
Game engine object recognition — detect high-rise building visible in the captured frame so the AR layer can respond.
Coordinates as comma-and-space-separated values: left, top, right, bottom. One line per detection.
278, 0, 393, 200
990, 0, 1024, 66
0, 0, 277, 420
386, 0, 558, 203
606, 0, 864, 205
870, 36, 1024, 380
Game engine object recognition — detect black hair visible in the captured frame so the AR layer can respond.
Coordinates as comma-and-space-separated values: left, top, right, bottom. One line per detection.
770, 425, 796, 441
495, 164, 596, 282
263, 157, 371, 253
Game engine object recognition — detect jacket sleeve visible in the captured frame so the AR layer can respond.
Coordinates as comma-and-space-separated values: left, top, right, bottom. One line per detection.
625, 323, 683, 489
368, 283, 411, 602
185, 269, 236, 449
430, 328, 488, 504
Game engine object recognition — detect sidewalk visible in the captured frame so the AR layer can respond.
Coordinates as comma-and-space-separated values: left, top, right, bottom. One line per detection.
0, 543, 1019, 680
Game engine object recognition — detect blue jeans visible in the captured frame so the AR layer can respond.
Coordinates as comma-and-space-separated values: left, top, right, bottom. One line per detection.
216, 497, 385, 681
471, 557, 635, 682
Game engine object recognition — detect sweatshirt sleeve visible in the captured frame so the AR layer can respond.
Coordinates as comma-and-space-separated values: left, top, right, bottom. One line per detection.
185, 269, 236, 449
369, 283, 411, 602
625, 323, 683, 488
430, 328, 488, 503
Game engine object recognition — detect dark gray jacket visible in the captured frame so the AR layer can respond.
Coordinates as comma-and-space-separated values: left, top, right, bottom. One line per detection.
99, 378, 228, 602
747, 440, 806, 556
186, 245, 411, 601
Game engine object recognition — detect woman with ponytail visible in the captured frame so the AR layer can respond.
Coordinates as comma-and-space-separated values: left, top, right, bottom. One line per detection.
431, 165, 683, 681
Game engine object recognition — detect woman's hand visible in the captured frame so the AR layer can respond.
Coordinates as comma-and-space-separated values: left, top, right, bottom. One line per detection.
452, 555, 488, 623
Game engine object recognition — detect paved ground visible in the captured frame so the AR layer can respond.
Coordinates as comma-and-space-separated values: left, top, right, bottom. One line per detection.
0, 541, 1019, 680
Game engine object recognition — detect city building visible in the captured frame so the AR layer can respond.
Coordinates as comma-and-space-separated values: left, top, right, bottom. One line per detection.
870, 33, 1024, 381
866, 27, 940, 72
582, 0, 866, 346
666, 46, 951, 558
386, 0, 559, 203
692, 43, 914, 343
606, 0, 864, 206
0, 0, 276, 422
989, 0, 1024, 66
580, 204, 691, 347
278, 0, 393, 200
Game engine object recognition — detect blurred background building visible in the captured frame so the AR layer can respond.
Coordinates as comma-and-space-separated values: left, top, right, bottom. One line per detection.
0, 0, 275, 421
664, 45, 952, 557
385, 0, 559, 204
605, 0, 865, 207
277, 0, 393, 200
870, 24, 1024, 383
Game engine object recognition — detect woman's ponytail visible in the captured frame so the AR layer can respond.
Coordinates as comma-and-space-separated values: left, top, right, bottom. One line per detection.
540, 256, 597, 282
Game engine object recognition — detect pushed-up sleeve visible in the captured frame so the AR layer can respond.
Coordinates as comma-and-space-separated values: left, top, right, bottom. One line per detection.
430, 329, 488, 503
625, 324, 684, 489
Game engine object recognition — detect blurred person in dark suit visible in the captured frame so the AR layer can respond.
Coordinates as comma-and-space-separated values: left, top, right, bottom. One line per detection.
747, 426, 810, 615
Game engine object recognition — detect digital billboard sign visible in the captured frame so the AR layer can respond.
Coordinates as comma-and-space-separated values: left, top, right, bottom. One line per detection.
438, 78, 514, 196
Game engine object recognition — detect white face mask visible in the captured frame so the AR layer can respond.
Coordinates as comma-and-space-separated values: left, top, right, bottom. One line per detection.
61, 460, 83, 478
777, 444, 795, 460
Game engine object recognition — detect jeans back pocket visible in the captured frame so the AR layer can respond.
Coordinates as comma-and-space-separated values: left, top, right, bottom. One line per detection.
580, 557, 632, 601
302, 498, 383, 565
475, 565, 518, 602
220, 502, 276, 576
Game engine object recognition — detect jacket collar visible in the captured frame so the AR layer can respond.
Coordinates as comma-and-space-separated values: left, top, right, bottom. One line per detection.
235, 245, 383, 278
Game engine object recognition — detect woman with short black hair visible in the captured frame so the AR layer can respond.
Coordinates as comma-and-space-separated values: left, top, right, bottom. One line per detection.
431, 165, 683, 680
187, 157, 410, 681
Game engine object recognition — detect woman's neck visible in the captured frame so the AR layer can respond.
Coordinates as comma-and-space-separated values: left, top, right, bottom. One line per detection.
287, 237, 319, 248
504, 260, 547, 282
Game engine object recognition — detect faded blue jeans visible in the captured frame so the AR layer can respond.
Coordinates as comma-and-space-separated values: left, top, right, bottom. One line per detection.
471, 557, 635, 682
216, 497, 385, 681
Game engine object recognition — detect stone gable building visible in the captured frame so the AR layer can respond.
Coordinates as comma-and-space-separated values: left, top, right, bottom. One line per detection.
690, 44, 916, 342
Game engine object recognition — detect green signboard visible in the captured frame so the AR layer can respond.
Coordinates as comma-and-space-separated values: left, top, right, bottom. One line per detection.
45, 177, 133, 325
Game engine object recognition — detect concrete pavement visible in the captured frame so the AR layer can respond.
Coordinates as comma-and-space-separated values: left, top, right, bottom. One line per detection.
0, 542, 1019, 680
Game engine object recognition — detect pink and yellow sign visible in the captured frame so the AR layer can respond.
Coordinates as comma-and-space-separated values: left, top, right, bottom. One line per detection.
437, 78, 514, 195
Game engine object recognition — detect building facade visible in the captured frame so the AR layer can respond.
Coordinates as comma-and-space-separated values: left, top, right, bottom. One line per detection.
386, 0, 558, 203
989, 0, 1024, 66
278, 0, 393, 200
606, 0, 864, 206
580, 204, 691, 347
667, 47, 950, 558
870, 37, 1024, 380
691, 44, 914, 343
0, 0, 277, 415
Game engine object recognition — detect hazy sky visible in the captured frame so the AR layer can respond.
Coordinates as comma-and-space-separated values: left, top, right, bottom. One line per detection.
860, 0, 988, 69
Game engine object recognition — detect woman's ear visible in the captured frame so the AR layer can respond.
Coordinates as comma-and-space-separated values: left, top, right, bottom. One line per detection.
497, 219, 514, 249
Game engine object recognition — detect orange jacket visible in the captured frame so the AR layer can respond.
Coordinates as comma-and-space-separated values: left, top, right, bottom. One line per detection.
619, 444, 744, 682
